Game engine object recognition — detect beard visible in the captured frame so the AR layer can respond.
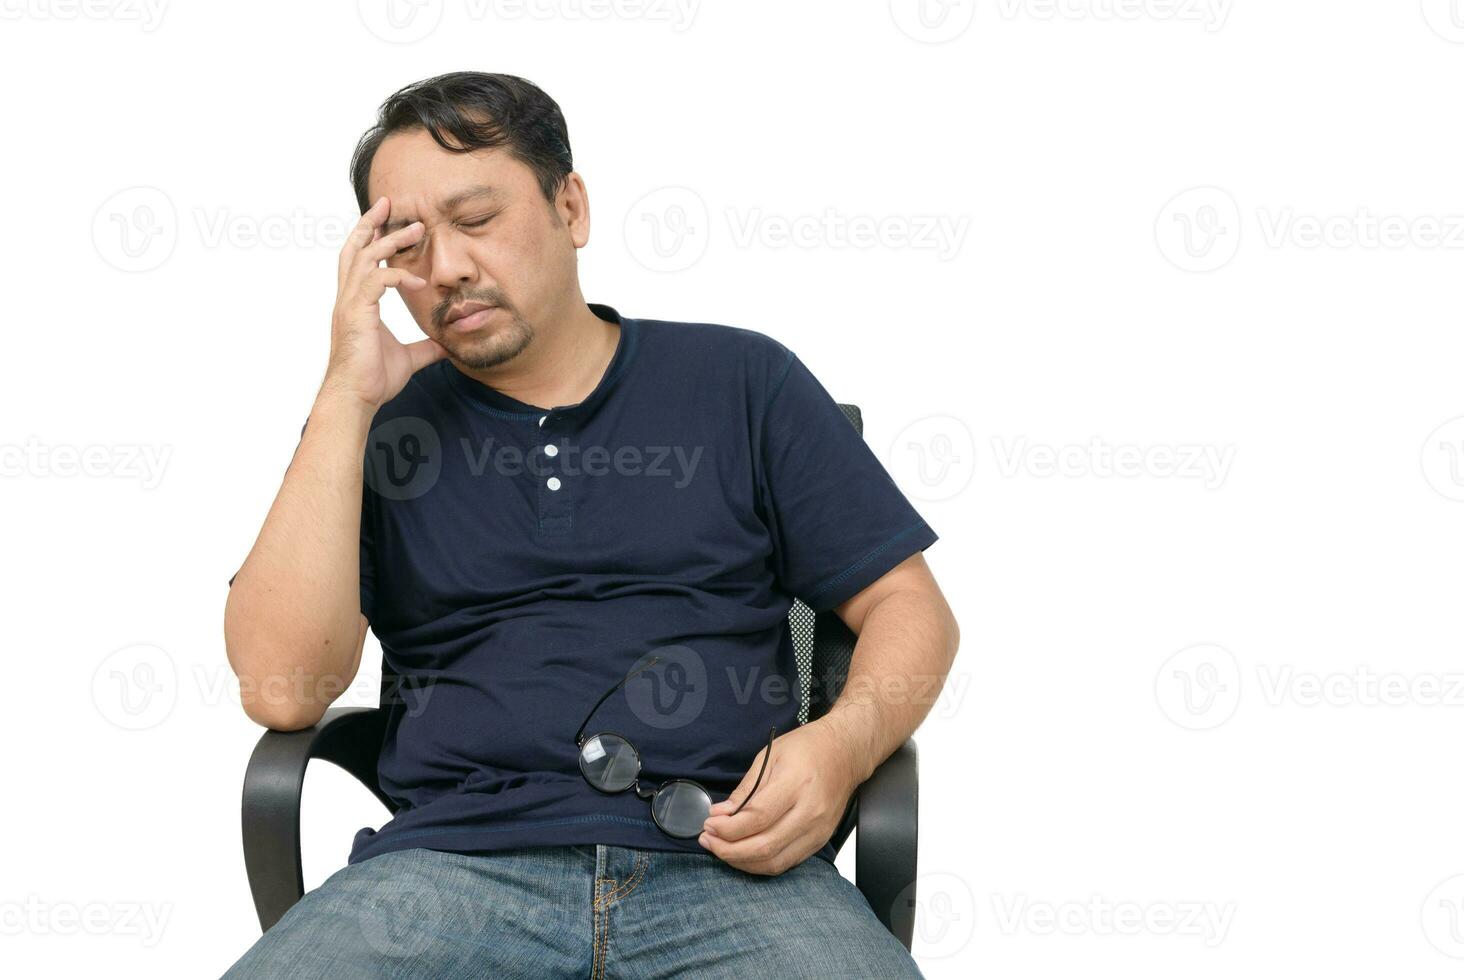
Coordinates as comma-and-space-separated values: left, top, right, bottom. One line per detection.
435, 308, 535, 371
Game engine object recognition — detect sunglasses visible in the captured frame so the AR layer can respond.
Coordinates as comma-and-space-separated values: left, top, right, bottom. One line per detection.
574, 655, 777, 839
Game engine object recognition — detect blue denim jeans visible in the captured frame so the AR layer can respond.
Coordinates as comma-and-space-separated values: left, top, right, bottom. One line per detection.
221, 844, 924, 978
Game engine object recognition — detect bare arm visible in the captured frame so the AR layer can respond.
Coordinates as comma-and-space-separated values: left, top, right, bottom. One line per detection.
223, 196, 445, 731
697, 552, 959, 874
224, 391, 377, 731
820, 552, 961, 783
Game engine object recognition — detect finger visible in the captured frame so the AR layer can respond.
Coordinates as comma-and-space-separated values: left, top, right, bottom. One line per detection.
700, 818, 810, 876
403, 337, 448, 372
708, 768, 759, 816
750, 822, 827, 875
357, 219, 426, 266
703, 771, 794, 842
702, 797, 780, 843
708, 797, 742, 817
698, 822, 787, 872
709, 805, 826, 876
707, 740, 775, 817
340, 197, 390, 278
354, 266, 426, 309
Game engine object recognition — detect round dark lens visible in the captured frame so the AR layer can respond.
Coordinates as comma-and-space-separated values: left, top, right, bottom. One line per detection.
579, 733, 640, 792
651, 780, 712, 839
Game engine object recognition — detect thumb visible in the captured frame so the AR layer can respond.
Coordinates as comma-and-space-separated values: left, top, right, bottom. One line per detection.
404, 337, 449, 373
710, 757, 766, 816
708, 797, 738, 816
717, 727, 779, 815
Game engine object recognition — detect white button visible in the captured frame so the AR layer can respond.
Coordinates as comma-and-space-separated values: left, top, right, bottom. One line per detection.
547, 477, 561, 491
545, 443, 559, 457
538, 415, 547, 427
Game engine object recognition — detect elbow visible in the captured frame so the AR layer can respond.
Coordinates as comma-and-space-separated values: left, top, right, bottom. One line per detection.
224, 593, 339, 732
232, 656, 327, 731
240, 692, 324, 732
225, 631, 328, 733
230, 649, 331, 731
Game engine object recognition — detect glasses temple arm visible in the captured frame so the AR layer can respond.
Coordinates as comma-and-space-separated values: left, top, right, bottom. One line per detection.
574, 655, 662, 746
729, 725, 777, 816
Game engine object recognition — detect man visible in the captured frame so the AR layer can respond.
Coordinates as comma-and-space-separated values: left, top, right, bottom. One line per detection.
222, 71, 959, 978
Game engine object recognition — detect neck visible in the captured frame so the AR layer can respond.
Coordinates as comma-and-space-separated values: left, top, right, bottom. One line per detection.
458, 301, 619, 410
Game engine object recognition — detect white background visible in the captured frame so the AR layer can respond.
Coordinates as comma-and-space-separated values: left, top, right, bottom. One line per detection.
4, 1, 1464, 977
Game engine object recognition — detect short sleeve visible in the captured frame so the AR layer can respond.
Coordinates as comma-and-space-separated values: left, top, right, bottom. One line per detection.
227, 416, 378, 626
756, 350, 939, 613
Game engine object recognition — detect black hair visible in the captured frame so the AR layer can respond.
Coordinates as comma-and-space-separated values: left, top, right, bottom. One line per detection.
349, 71, 574, 214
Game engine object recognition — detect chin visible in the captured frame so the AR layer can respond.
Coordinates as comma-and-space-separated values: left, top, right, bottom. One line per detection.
441, 320, 533, 371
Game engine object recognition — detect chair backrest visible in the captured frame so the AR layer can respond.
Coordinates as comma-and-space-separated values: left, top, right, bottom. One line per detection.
379, 402, 866, 727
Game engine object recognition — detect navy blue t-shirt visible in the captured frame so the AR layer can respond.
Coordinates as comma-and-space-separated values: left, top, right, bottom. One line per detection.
234, 303, 938, 868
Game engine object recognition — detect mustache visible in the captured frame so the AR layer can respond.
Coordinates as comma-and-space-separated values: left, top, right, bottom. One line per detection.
434, 293, 510, 327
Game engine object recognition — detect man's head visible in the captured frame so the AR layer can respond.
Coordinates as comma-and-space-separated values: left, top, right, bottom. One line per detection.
350, 72, 587, 371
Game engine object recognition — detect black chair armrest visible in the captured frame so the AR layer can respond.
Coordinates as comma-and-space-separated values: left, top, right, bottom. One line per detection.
855, 737, 918, 951
242, 705, 391, 932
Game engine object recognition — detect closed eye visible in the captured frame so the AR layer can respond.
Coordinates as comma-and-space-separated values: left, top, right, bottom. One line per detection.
393, 213, 497, 256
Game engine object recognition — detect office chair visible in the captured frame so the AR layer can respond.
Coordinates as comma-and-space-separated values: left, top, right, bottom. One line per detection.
240, 403, 919, 950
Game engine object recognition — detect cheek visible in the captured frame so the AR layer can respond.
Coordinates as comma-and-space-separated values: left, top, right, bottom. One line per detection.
477, 230, 553, 286
493, 223, 546, 263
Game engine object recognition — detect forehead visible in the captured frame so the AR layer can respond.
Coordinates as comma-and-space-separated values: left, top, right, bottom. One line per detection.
367, 127, 532, 232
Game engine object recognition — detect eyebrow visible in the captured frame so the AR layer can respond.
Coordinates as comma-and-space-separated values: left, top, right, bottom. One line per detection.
381, 184, 502, 234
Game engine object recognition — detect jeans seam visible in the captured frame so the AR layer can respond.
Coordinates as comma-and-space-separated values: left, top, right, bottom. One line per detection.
593, 876, 611, 980
594, 851, 648, 978
595, 851, 649, 909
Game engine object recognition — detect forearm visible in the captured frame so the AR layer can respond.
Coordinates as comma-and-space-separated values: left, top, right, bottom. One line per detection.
223, 387, 375, 728
818, 589, 960, 785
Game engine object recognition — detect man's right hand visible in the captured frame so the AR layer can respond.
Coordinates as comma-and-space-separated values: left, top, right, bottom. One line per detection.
322, 195, 447, 409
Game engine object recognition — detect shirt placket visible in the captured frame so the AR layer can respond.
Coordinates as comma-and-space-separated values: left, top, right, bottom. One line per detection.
536, 411, 574, 535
